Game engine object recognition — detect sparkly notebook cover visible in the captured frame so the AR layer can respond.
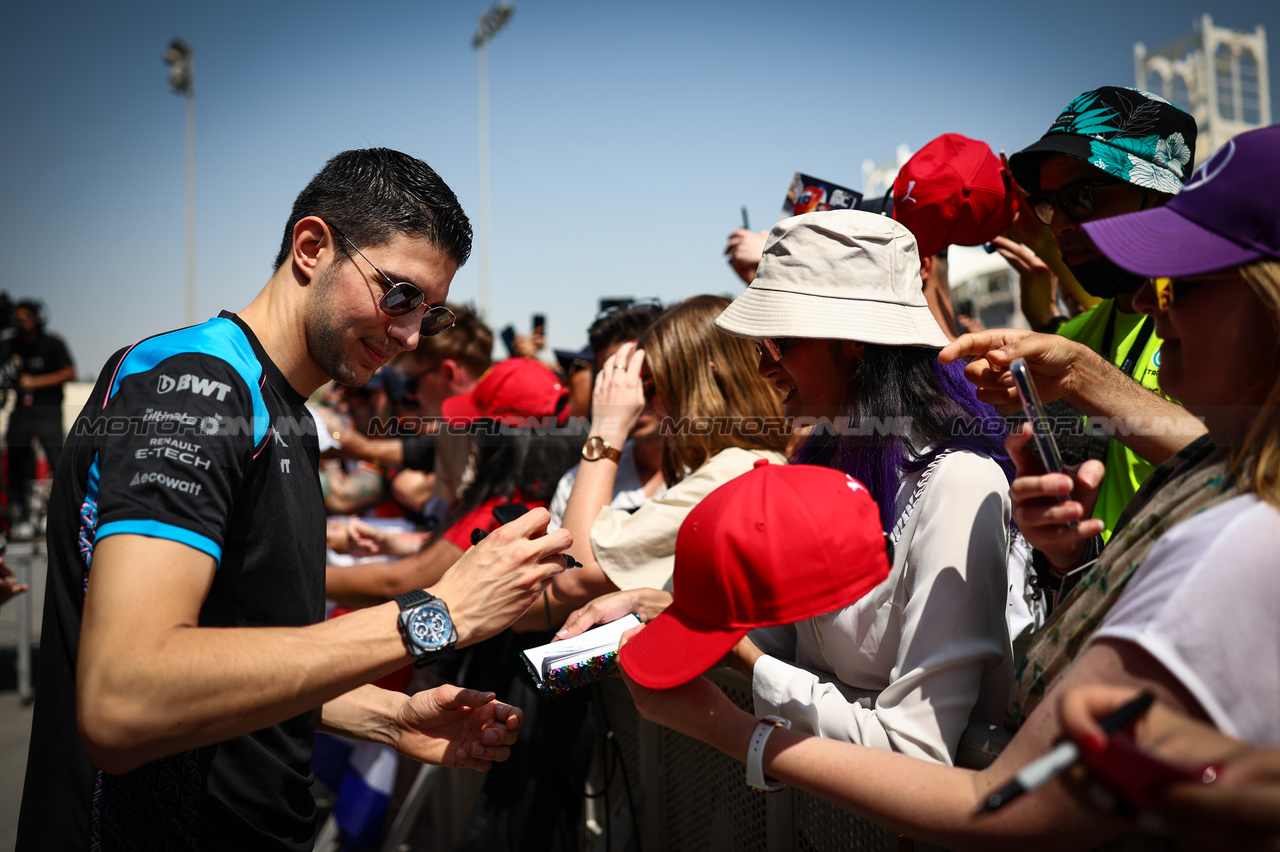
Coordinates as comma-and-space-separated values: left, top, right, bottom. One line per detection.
521, 648, 621, 696
520, 614, 639, 696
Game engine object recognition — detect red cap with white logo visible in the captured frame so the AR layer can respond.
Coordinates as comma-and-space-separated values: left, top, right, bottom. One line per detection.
892, 133, 1016, 258
620, 459, 892, 690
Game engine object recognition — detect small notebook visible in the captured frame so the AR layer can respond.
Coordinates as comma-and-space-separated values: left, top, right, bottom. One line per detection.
520, 614, 641, 696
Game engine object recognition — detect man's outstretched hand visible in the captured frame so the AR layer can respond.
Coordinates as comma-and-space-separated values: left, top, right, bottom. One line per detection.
939, 329, 1095, 414
0, 557, 29, 608
391, 684, 523, 772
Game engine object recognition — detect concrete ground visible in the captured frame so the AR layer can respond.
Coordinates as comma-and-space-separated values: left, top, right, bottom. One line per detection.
0, 538, 45, 852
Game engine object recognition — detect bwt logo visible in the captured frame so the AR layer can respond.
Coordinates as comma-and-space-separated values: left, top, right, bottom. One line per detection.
157, 374, 232, 401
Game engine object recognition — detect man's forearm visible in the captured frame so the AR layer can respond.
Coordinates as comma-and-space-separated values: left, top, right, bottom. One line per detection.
325, 538, 463, 606
80, 602, 411, 773
21, 365, 76, 390
346, 437, 405, 467
1065, 348, 1206, 465
319, 683, 403, 746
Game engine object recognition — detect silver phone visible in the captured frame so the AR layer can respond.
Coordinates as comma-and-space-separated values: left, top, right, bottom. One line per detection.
1009, 358, 1063, 474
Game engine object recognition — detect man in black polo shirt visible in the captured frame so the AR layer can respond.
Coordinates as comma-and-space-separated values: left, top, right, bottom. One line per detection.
6, 300, 76, 540
17, 149, 571, 850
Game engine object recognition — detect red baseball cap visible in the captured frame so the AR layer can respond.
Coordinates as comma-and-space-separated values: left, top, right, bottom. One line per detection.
441, 357, 570, 427
892, 133, 1016, 258
619, 460, 892, 689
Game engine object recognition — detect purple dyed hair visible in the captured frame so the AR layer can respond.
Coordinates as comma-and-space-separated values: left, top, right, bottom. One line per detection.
792, 347, 1013, 531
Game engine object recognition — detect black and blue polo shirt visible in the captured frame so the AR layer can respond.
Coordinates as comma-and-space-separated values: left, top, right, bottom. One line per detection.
18, 312, 326, 851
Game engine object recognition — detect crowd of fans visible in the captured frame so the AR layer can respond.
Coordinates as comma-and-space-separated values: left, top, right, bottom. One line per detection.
17, 81, 1273, 850
305, 85, 1280, 850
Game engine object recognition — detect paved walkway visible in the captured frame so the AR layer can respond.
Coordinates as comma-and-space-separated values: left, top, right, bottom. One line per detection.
0, 539, 46, 852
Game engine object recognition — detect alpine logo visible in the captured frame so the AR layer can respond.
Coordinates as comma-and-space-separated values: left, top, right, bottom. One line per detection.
157, 373, 232, 401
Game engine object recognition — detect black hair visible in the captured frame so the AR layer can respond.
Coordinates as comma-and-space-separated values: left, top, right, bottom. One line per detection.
447, 421, 587, 526
273, 148, 472, 271
14, 300, 46, 329
794, 345, 1013, 530
588, 303, 665, 358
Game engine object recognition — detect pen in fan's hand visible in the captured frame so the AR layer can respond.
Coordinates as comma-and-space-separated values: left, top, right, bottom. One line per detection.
976, 691, 1155, 814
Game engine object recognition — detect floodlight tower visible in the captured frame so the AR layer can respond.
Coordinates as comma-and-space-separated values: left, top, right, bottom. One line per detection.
163, 38, 196, 326
473, 3, 514, 320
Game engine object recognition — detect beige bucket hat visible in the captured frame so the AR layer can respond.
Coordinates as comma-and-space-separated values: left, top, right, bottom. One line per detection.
714, 210, 949, 348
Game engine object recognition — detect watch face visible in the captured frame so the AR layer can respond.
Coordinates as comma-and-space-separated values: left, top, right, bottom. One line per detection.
582, 436, 603, 461
407, 602, 453, 651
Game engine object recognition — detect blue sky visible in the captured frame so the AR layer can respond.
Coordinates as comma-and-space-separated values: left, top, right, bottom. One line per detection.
4, 0, 1277, 379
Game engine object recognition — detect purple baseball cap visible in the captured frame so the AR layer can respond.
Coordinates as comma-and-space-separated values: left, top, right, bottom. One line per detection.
1082, 125, 1280, 277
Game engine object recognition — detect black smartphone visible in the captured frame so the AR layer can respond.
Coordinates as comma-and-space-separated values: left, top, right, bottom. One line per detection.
500, 324, 517, 357
1009, 358, 1063, 474
470, 502, 583, 567
470, 504, 528, 546
531, 314, 546, 334
493, 502, 530, 526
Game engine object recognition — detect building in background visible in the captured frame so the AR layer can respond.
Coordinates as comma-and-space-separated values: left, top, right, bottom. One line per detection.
861, 144, 912, 204
948, 246, 1028, 332
1136, 14, 1270, 165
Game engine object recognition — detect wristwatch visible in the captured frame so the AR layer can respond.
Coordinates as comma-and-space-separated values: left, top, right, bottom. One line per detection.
394, 590, 458, 666
746, 715, 791, 792
581, 436, 622, 463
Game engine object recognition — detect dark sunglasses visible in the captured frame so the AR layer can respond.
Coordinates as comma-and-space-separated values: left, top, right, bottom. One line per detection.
640, 372, 656, 403
754, 337, 795, 362
1025, 179, 1121, 227
328, 223, 456, 335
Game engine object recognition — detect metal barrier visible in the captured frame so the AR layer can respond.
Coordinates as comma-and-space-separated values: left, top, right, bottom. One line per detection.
593, 673, 902, 852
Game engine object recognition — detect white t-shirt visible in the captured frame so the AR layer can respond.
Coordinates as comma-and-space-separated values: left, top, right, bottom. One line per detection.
750, 450, 1014, 764
1091, 493, 1280, 745
547, 439, 666, 532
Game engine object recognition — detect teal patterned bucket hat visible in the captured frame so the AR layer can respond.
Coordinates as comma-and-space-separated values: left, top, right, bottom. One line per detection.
1009, 86, 1198, 195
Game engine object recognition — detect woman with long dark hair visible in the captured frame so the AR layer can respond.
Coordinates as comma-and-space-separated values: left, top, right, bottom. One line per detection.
695, 210, 1015, 764
617, 125, 1280, 849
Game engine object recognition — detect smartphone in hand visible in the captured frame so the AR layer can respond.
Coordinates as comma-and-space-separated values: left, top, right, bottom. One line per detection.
1009, 358, 1063, 474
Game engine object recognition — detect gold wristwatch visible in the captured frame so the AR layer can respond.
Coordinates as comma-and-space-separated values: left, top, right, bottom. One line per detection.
581, 436, 622, 463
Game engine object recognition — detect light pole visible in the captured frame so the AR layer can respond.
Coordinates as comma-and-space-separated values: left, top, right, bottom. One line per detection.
472, 3, 514, 321
163, 38, 196, 326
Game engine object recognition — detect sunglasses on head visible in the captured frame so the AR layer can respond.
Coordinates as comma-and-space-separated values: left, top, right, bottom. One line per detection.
754, 337, 795, 362
1025, 179, 1122, 227
328, 222, 456, 335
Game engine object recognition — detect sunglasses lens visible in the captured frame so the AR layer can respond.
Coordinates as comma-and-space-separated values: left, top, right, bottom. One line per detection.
1153, 278, 1174, 310
421, 305, 456, 337
1028, 196, 1054, 226
755, 338, 786, 361
1061, 185, 1094, 220
380, 284, 425, 317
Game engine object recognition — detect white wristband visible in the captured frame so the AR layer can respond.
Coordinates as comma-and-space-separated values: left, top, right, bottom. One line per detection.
745, 715, 791, 792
